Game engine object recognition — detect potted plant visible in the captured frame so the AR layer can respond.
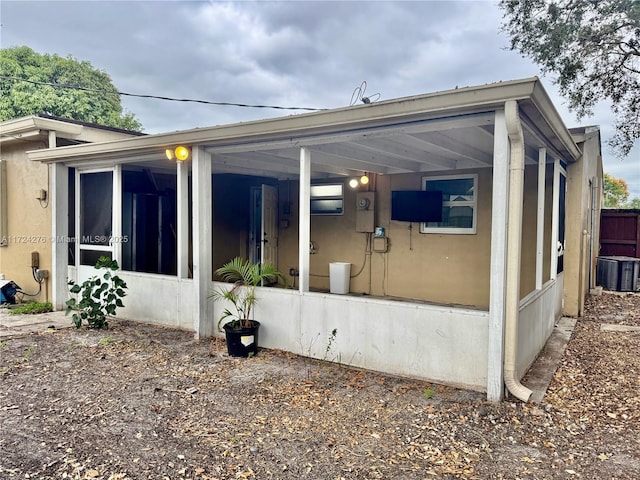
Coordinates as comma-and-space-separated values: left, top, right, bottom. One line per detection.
210, 257, 285, 357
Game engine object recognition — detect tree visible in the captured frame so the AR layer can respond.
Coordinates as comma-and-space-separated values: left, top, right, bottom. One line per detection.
500, 0, 639, 158
0, 46, 142, 131
603, 172, 630, 208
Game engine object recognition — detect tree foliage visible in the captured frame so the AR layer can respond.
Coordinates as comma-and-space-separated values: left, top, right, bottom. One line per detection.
500, 0, 639, 157
0, 46, 142, 131
603, 172, 630, 208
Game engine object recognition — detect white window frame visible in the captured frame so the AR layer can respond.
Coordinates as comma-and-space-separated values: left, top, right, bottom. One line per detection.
420, 173, 478, 234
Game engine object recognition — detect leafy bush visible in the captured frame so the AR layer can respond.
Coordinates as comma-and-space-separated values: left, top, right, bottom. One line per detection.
65, 257, 127, 329
9, 302, 53, 315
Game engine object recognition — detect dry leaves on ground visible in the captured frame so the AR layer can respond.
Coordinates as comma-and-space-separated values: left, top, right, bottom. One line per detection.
1, 292, 639, 479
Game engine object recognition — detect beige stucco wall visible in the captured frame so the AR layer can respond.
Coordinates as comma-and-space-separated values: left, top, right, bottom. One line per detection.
277, 168, 495, 309
520, 163, 556, 298
0, 141, 53, 303
520, 164, 540, 297
564, 129, 602, 317
275, 164, 561, 309
139, 152, 586, 314
0, 118, 139, 305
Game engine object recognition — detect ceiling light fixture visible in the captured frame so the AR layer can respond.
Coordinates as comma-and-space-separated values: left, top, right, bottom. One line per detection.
349, 174, 370, 189
166, 146, 191, 162
174, 146, 190, 161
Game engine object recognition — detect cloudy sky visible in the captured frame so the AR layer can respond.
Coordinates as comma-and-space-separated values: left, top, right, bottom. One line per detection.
2, 0, 638, 198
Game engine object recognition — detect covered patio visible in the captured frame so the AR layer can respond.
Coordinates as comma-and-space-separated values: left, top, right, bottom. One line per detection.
29, 78, 598, 401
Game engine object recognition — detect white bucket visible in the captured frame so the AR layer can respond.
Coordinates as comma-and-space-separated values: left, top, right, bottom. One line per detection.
329, 262, 351, 294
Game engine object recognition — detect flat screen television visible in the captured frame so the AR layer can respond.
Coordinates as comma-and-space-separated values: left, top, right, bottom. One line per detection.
391, 190, 443, 222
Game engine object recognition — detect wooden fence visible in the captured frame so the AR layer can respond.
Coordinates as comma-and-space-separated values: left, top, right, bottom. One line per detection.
600, 209, 640, 258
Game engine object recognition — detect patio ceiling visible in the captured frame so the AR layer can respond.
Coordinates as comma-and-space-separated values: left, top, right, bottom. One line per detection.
202, 107, 565, 181
205, 112, 498, 180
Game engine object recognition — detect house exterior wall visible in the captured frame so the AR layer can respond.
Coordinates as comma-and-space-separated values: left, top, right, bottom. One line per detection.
564, 129, 602, 316
0, 117, 138, 305
277, 164, 557, 309
278, 168, 494, 309
0, 142, 53, 303
520, 164, 540, 297
520, 163, 557, 297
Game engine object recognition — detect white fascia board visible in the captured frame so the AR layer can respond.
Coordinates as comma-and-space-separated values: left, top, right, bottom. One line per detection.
0, 116, 83, 137
27, 77, 581, 166
528, 82, 582, 162
0, 129, 43, 143
1, 115, 135, 147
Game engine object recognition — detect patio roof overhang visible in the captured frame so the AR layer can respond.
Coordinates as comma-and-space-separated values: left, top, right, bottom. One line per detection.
27, 77, 582, 178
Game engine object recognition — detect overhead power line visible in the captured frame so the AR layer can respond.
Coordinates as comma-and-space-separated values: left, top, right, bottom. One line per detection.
0, 75, 327, 112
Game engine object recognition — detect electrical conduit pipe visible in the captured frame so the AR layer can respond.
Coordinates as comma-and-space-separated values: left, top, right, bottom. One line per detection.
503, 100, 533, 402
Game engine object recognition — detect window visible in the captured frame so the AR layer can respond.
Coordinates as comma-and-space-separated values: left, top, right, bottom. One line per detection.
421, 174, 478, 234
310, 183, 344, 215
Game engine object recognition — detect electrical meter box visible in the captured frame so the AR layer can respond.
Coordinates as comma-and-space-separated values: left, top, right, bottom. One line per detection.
355, 192, 375, 232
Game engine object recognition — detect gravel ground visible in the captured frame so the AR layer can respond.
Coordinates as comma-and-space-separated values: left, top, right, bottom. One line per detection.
0, 291, 639, 479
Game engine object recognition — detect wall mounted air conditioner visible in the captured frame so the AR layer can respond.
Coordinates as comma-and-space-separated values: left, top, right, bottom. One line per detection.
596, 256, 639, 292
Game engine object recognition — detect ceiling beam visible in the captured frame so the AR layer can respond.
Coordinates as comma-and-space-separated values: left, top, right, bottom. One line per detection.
309, 143, 414, 173
364, 135, 458, 170
410, 131, 493, 166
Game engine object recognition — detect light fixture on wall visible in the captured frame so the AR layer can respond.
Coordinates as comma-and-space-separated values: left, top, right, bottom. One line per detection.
348, 173, 370, 189
165, 145, 191, 162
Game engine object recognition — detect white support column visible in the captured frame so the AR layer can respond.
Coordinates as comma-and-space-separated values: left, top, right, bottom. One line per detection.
487, 109, 509, 402
51, 163, 68, 310
536, 148, 547, 290
550, 157, 560, 280
176, 159, 190, 279
48, 130, 57, 149
192, 146, 214, 338
299, 147, 311, 293
74, 169, 80, 269
112, 164, 123, 266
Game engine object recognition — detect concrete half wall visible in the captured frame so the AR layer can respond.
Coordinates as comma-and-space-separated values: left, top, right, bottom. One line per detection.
87, 268, 490, 391
232, 286, 490, 391
516, 274, 564, 379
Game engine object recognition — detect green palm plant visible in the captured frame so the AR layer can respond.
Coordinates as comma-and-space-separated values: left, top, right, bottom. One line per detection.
210, 257, 285, 330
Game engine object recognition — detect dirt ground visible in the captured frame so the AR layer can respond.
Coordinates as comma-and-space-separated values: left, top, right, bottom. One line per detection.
1, 292, 639, 480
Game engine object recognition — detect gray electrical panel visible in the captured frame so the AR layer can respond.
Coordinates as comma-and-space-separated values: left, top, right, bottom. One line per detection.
355, 192, 375, 233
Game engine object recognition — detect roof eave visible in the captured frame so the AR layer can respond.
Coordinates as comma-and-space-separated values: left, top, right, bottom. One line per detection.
1, 116, 83, 138
26, 77, 581, 164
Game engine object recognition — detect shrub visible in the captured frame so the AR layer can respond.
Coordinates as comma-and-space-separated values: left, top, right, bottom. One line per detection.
65, 257, 127, 329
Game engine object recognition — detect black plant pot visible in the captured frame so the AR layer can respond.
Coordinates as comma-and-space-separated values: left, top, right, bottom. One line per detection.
223, 320, 261, 357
